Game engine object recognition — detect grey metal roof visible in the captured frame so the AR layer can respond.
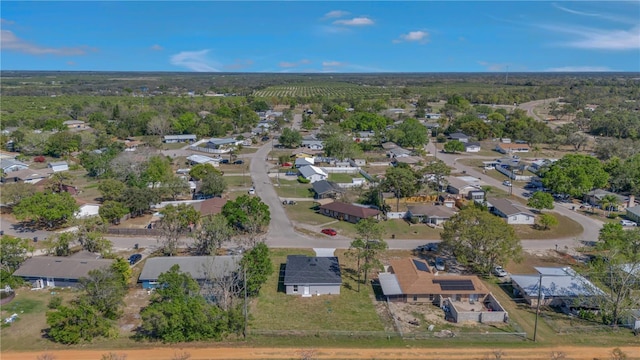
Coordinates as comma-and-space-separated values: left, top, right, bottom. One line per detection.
627, 205, 640, 217
488, 197, 534, 217
312, 180, 343, 195
0, 158, 27, 170
48, 161, 68, 167
164, 134, 197, 140
139, 256, 241, 281
449, 132, 469, 139
13, 256, 114, 280
378, 272, 403, 295
511, 267, 604, 298
284, 255, 341, 285
299, 165, 326, 178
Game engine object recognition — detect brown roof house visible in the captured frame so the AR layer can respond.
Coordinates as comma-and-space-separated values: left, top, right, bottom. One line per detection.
318, 202, 380, 223
13, 253, 114, 288
406, 205, 456, 226
378, 258, 507, 323
193, 197, 228, 217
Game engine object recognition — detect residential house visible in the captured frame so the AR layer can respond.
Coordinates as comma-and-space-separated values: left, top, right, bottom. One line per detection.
465, 142, 481, 153
206, 138, 242, 152
123, 139, 144, 152
495, 143, 531, 154
378, 258, 506, 323
63, 120, 86, 129
583, 189, 628, 210
626, 205, 640, 223
294, 157, 315, 168
406, 205, 456, 225
449, 132, 470, 143
186, 154, 220, 167
192, 197, 228, 217
318, 202, 380, 223
13, 254, 114, 288
388, 147, 412, 158
350, 159, 366, 167
139, 256, 241, 289
48, 161, 69, 173
487, 197, 535, 225
393, 156, 423, 166
353, 131, 375, 143
425, 113, 441, 120
529, 159, 557, 173
0, 158, 28, 173
301, 140, 324, 150
75, 204, 100, 219
284, 255, 342, 296
467, 189, 486, 203
311, 180, 344, 199
447, 177, 481, 197
292, 150, 318, 159
163, 134, 197, 143
0, 168, 52, 184
381, 142, 398, 150
510, 267, 605, 308
298, 165, 328, 183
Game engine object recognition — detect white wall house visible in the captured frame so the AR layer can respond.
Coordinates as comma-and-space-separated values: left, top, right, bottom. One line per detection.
298, 165, 328, 183
48, 161, 69, 172
465, 142, 481, 153
488, 198, 535, 225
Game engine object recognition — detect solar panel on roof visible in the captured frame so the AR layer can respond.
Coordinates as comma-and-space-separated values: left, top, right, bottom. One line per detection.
413, 259, 430, 272
433, 279, 475, 291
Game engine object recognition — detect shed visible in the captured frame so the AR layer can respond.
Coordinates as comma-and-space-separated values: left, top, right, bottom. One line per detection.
48, 161, 69, 172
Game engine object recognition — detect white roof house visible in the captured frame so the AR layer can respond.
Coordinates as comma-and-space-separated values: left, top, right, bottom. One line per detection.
163, 134, 197, 143
487, 197, 535, 225
0, 158, 28, 173
295, 157, 315, 168
75, 204, 100, 219
298, 165, 328, 183
186, 154, 220, 166
511, 267, 605, 307
48, 161, 69, 172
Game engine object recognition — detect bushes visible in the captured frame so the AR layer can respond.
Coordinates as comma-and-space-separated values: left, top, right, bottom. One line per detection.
297, 176, 310, 184
34, 156, 46, 163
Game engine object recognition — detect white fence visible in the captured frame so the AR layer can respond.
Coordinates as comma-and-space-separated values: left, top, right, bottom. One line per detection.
321, 166, 360, 174
496, 166, 533, 181
386, 212, 407, 219
189, 145, 230, 154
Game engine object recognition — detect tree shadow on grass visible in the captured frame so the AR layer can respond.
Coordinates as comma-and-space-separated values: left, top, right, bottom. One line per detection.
277, 263, 286, 293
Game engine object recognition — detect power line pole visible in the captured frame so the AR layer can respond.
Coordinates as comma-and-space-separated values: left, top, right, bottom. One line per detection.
243, 267, 248, 339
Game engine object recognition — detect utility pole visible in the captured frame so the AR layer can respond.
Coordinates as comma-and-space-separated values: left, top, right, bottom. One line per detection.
243, 267, 248, 339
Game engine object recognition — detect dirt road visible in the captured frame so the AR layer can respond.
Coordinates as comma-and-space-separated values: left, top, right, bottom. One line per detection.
4, 346, 639, 360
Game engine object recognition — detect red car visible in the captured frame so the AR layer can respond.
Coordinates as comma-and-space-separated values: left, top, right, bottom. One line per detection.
321, 228, 337, 236
281, 162, 292, 167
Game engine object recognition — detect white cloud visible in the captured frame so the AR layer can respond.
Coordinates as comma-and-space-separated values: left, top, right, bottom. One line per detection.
66, 61, 76, 66
150, 44, 163, 51
393, 30, 429, 44
478, 61, 509, 72
279, 59, 311, 68
322, 61, 345, 67
545, 66, 612, 72
543, 24, 640, 50
552, 3, 600, 17
170, 49, 220, 72
0, 29, 93, 56
323, 10, 349, 19
333, 17, 374, 26
1, 18, 15, 25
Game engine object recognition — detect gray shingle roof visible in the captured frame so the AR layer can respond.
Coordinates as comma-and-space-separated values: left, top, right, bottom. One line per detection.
13, 256, 114, 280
139, 256, 241, 281
312, 180, 343, 195
488, 197, 534, 217
284, 255, 342, 285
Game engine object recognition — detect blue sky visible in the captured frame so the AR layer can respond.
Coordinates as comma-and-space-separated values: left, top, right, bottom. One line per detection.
1, 1, 639, 72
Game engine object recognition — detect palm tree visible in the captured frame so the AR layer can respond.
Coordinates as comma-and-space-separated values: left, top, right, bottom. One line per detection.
598, 194, 620, 217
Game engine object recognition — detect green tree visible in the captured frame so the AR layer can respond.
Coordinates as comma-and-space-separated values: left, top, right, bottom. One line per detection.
222, 195, 270, 245
46, 299, 115, 344
278, 128, 302, 148
200, 172, 227, 197
240, 242, 273, 296
161, 176, 190, 201
45, 131, 81, 157
0, 182, 37, 206
598, 194, 620, 217
0, 235, 34, 272
396, 118, 428, 149
122, 187, 159, 217
98, 179, 127, 202
324, 132, 361, 160
349, 218, 387, 291
172, 112, 197, 134
527, 191, 555, 212
443, 140, 465, 153
382, 165, 419, 211
46, 172, 73, 194
421, 160, 451, 193
537, 213, 558, 230
143, 155, 173, 188
189, 163, 221, 181
43, 232, 73, 257
541, 154, 609, 197
157, 204, 200, 256
194, 214, 233, 255
78, 232, 112, 254
13, 192, 79, 229
441, 207, 522, 275
78, 266, 127, 320
99, 201, 129, 224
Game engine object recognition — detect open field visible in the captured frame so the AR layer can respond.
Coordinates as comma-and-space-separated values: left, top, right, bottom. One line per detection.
253, 83, 396, 98
273, 179, 314, 198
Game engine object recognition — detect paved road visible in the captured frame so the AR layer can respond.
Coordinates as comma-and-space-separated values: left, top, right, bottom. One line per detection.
518, 98, 559, 122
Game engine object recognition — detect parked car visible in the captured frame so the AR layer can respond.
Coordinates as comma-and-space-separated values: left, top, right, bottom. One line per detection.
285, 171, 297, 176
248, 187, 255, 195
128, 254, 142, 265
281, 162, 292, 167
221, 159, 229, 164
493, 266, 508, 277
502, 180, 512, 187
620, 220, 638, 227
435, 257, 445, 271
321, 228, 337, 236
233, 160, 244, 165
417, 243, 438, 252
261, 136, 270, 141
522, 192, 532, 198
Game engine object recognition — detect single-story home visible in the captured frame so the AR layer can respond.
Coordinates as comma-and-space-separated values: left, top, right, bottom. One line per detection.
510, 267, 605, 308
583, 189, 628, 210
298, 165, 328, 183
350, 159, 366, 167
206, 137, 241, 150
378, 258, 506, 323
139, 256, 242, 289
447, 177, 481, 197
186, 154, 220, 167
626, 205, 640, 223
353, 131, 375, 143
0, 168, 52, 184
163, 134, 197, 143
311, 180, 344, 199
468, 189, 486, 203
425, 113, 441, 120
294, 157, 315, 168
75, 204, 100, 219
0, 158, 28, 173
449, 132, 469, 143
301, 140, 324, 150
63, 120, 86, 129
381, 142, 398, 150
284, 255, 342, 296
487, 197, 535, 225
393, 156, 423, 166
465, 142, 481, 153
406, 205, 456, 225
318, 202, 380, 223
48, 161, 69, 172
192, 197, 228, 217
495, 143, 531, 154
13, 254, 114, 288
388, 147, 412, 158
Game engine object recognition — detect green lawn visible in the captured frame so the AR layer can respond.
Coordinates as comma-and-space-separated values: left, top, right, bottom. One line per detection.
273, 179, 313, 198
328, 173, 356, 183
250, 248, 387, 332
224, 175, 252, 188
512, 212, 583, 240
